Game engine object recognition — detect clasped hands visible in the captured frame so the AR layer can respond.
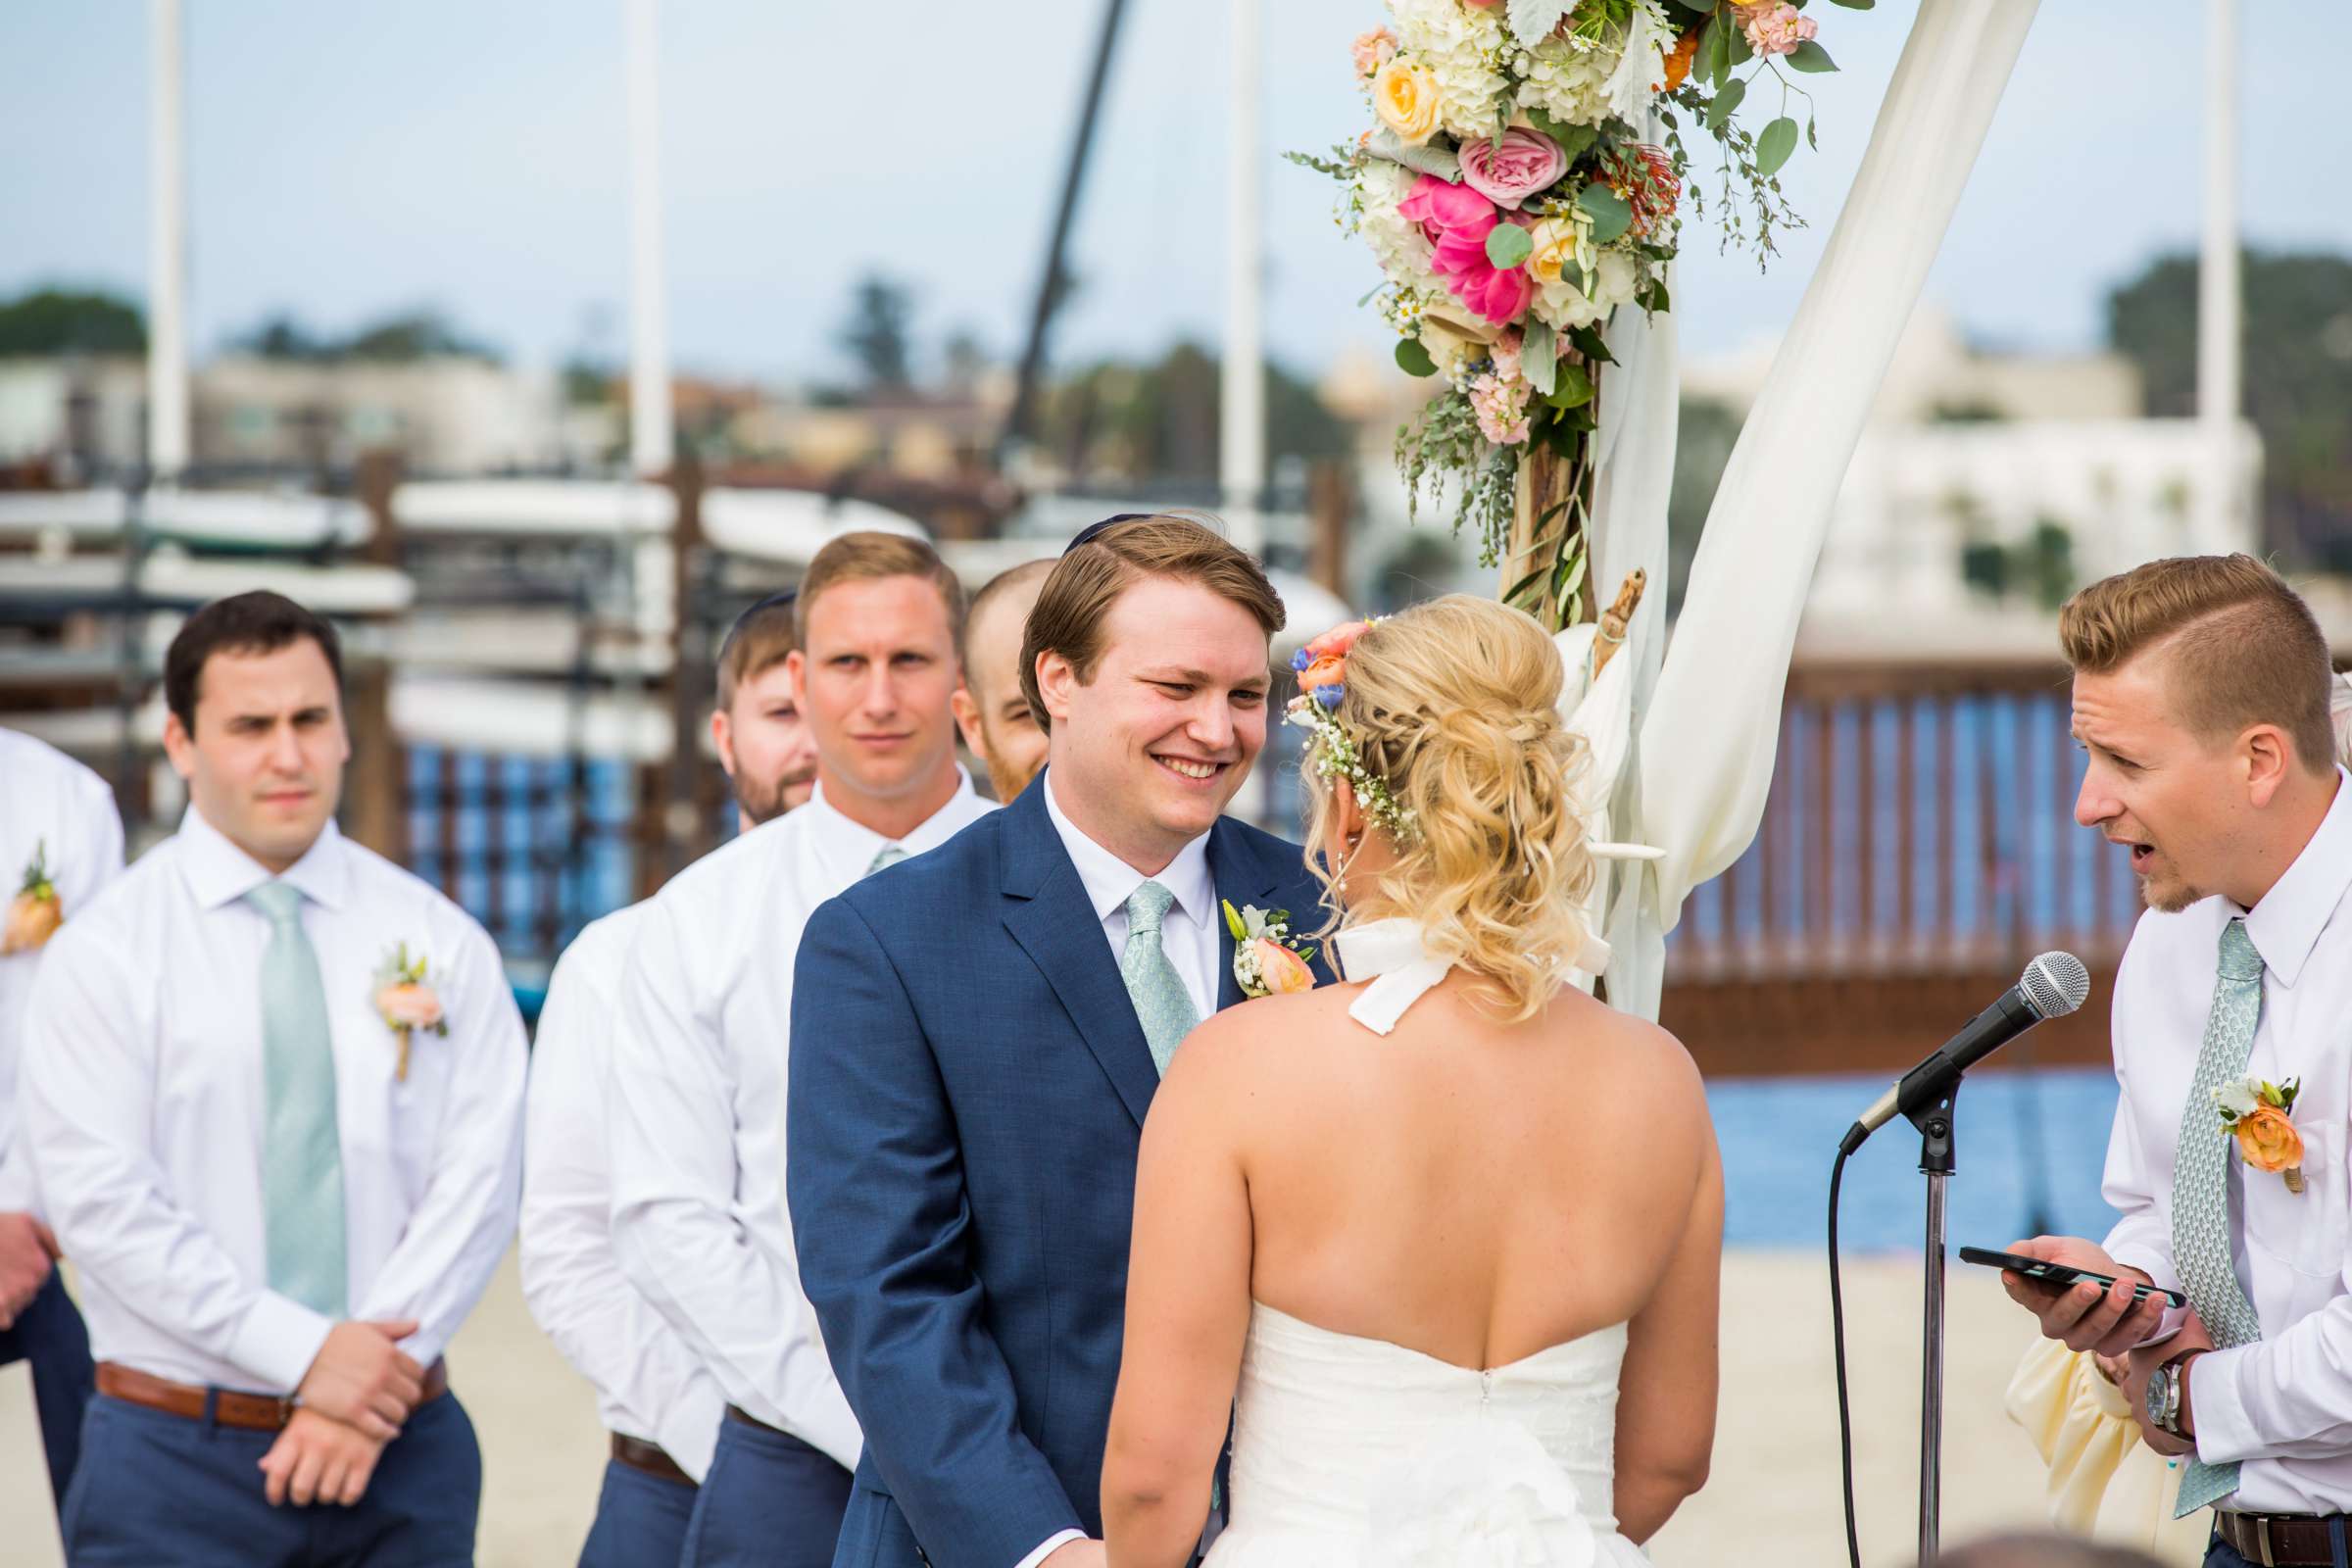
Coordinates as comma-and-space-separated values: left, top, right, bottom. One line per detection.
1998, 1236, 2211, 1459
261, 1318, 427, 1507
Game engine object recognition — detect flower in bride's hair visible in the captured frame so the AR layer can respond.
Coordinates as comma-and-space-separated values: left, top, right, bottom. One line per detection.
1250, 938, 1317, 996
1294, 619, 1370, 696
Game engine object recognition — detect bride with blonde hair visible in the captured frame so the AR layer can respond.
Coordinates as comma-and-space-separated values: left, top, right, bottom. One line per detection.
1101, 595, 1723, 1566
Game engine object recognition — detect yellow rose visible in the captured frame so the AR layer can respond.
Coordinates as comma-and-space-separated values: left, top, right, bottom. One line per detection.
1372, 58, 1443, 147
2235, 1104, 2305, 1175
1524, 219, 1580, 287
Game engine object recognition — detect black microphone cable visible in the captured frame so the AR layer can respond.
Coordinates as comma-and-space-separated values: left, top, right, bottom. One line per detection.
1830, 1142, 1863, 1568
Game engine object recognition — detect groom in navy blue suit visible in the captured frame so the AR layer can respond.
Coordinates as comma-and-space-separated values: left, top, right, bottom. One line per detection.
788, 516, 1332, 1568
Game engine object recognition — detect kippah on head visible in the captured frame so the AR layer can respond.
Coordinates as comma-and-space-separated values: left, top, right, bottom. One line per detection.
1063, 514, 1156, 555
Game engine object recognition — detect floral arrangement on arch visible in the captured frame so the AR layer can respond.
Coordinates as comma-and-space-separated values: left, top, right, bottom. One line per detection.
1294, 0, 1862, 629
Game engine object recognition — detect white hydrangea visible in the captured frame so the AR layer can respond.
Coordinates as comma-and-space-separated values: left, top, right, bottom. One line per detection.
1530, 248, 1640, 331
1512, 31, 1619, 128
1389, 0, 1510, 140
1357, 161, 1436, 289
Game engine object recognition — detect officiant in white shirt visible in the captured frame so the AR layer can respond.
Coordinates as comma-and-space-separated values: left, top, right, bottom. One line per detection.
0, 726, 123, 1521
608, 532, 995, 1568
19, 591, 525, 1566
2002, 557, 2352, 1568
521, 587, 814, 1567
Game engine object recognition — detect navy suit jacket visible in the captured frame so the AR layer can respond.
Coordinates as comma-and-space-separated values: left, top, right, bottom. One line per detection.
787, 775, 1329, 1568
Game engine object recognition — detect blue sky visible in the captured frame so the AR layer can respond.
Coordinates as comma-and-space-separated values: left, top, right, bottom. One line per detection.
2, 2, 2346, 385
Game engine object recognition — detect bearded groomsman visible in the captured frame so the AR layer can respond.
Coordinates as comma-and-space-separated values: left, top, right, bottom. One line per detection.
521, 589, 815, 1567
609, 532, 996, 1568
0, 726, 123, 1518
954, 560, 1053, 804
21, 591, 525, 1565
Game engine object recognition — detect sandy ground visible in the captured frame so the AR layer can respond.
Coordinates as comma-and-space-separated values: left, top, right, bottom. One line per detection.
1, 1248, 2064, 1567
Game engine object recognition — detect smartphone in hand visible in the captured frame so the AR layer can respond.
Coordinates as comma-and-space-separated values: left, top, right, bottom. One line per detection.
1957, 1246, 2189, 1309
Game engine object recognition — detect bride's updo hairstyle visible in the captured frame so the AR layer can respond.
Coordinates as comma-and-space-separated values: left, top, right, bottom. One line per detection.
1306, 594, 1593, 1022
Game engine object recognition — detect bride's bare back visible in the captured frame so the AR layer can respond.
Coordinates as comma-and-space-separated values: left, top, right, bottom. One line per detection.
1229, 972, 1717, 1373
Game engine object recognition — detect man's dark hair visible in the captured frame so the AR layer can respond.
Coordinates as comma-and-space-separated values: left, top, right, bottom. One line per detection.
164, 590, 344, 734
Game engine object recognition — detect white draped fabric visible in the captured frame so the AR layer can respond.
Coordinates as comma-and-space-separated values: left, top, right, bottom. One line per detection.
1559, 0, 2042, 1021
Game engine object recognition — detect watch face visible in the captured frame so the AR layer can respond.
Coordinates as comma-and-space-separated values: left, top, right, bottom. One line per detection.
2143, 1367, 2168, 1426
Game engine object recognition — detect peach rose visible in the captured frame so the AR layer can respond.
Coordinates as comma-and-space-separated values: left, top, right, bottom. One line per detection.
3, 891, 62, 954
1250, 938, 1316, 995
2235, 1104, 2304, 1174
1351, 26, 1398, 80
1372, 58, 1443, 147
376, 982, 445, 1033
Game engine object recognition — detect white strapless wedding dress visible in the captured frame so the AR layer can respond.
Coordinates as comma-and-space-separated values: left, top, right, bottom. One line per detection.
1202, 1302, 1649, 1567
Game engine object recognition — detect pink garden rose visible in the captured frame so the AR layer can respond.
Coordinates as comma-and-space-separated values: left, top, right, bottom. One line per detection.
1396, 172, 1496, 242
1740, 2, 1816, 57
1350, 26, 1397, 79
376, 981, 445, 1032
1250, 938, 1317, 996
1457, 127, 1569, 211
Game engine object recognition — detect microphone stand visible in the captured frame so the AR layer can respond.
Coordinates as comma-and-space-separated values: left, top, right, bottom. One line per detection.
1906, 1079, 1960, 1568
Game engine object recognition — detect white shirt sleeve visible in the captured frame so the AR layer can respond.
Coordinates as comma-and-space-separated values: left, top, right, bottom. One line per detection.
2194, 1300, 2352, 1464
607, 892, 858, 1468
1012, 1531, 1087, 1568
349, 918, 526, 1368
22, 922, 333, 1392
520, 922, 722, 1478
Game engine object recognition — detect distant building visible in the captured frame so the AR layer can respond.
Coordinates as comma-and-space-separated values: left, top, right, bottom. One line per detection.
0, 356, 148, 479
195, 355, 564, 473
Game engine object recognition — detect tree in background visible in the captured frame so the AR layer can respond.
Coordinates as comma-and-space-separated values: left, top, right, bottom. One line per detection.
2107, 249, 2352, 567
1036, 341, 1349, 487
0, 288, 146, 356
232, 308, 500, 365
838, 274, 916, 394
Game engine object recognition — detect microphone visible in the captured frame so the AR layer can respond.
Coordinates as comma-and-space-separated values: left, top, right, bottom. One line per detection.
1838, 952, 2091, 1156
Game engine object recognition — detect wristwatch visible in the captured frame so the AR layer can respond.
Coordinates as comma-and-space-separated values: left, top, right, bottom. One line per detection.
2145, 1352, 2197, 1438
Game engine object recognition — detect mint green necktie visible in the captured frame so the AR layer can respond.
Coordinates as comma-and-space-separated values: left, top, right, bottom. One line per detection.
247, 881, 349, 1319
866, 844, 906, 876
1121, 881, 1199, 1077
2172, 917, 2266, 1516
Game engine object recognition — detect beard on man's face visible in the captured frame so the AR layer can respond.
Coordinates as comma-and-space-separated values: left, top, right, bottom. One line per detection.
980, 749, 1040, 805
736, 762, 818, 828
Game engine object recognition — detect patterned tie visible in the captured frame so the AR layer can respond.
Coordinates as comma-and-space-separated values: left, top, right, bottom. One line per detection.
2171, 917, 2267, 1516
247, 881, 349, 1319
1120, 881, 1199, 1076
865, 844, 906, 876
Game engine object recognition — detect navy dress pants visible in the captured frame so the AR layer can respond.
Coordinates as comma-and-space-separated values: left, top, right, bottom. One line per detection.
579, 1454, 698, 1568
681, 1413, 852, 1568
0, 1269, 94, 1516
61, 1387, 482, 1566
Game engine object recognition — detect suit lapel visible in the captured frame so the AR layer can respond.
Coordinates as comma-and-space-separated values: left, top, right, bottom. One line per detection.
1000, 783, 1160, 1129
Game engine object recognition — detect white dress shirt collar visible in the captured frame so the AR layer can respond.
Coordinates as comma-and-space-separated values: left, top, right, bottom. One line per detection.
803, 768, 981, 887
2241, 766, 2352, 989
174, 804, 351, 913
1041, 766, 1215, 934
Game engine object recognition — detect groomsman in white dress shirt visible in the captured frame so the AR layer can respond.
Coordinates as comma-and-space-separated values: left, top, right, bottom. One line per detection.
2001, 557, 2352, 1566
20, 591, 526, 1566
520, 588, 816, 1566
609, 531, 997, 1568
0, 726, 123, 1520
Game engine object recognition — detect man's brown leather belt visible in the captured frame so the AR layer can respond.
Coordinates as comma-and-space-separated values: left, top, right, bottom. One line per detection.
94, 1360, 449, 1434
611, 1433, 694, 1486
724, 1402, 781, 1434
2215, 1510, 2352, 1566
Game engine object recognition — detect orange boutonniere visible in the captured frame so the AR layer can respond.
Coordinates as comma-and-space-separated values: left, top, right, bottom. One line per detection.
4, 840, 64, 955
372, 942, 448, 1083
1223, 901, 1318, 999
2215, 1075, 2305, 1195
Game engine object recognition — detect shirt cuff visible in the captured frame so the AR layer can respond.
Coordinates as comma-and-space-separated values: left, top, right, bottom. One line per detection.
1013, 1529, 1087, 1568
229, 1292, 337, 1395
2188, 1345, 2259, 1468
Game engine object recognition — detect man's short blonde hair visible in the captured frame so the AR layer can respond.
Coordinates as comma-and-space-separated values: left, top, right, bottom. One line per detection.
2059, 554, 2334, 774
795, 531, 965, 651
